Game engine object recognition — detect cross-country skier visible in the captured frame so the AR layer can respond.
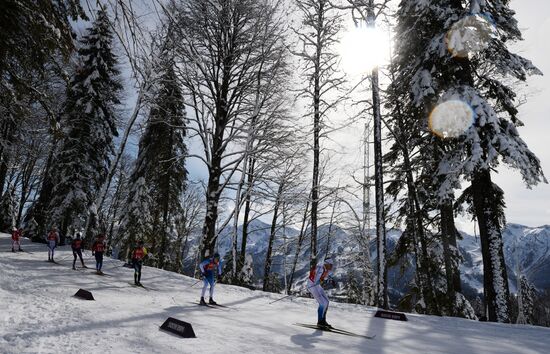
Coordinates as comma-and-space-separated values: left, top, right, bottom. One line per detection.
71, 233, 87, 270
308, 258, 335, 328
11, 227, 22, 252
91, 234, 106, 275
46, 227, 60, 262
131, 240, 148, 285
199, 252, 222, 305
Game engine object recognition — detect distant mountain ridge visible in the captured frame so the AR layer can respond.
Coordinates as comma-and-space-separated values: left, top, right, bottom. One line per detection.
189, 221, 550, 295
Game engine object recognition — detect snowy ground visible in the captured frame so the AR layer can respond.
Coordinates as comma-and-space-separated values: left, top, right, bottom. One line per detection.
1, 234, 549, 354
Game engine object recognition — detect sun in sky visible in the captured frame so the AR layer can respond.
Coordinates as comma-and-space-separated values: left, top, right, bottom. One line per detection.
339, 24, 391, 75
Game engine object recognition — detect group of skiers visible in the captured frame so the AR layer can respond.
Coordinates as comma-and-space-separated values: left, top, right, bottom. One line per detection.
42, 228, 148, 284
9, 228, 335, 327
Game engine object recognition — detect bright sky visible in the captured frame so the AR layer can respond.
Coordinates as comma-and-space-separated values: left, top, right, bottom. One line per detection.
489, 0, 550, 229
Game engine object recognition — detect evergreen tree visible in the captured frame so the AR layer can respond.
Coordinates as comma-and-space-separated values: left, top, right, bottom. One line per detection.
390, 0, 546, 323
47, 10, 122, 244
440, 0, 546, 323
386, 0, 464, 316
0, 185, 16, 231
518, 275, 537, 324
0, 1, 85, 77
344, 269, 362, 304
117, 32, 187, 269
0, 2, 86, 195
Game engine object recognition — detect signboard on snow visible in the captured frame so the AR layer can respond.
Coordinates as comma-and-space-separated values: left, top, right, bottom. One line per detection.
160, 317, 196, 338
74, 289, 94, 301
374, 310, 408, 321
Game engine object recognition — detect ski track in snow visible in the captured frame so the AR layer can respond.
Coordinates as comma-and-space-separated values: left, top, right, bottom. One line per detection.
1, 234, 549, 354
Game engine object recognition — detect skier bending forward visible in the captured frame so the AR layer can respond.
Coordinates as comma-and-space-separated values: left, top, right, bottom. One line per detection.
308, 258, 334, 329
199, 252, 222, 305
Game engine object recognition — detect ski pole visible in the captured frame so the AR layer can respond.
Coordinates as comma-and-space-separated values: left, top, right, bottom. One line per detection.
269, 293, 295, 305
189, 279, 202, 288
269, 285, 315, 305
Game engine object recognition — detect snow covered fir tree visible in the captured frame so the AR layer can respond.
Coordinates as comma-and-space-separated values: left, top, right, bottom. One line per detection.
117, 29, 188, 272
2, 1, 550, 352
45, 9, 122, 245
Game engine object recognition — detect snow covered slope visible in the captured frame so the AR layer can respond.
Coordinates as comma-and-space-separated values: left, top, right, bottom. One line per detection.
1, 234, 549, 354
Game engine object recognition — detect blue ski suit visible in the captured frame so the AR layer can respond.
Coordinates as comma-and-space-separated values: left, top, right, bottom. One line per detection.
199, 257, 222, 298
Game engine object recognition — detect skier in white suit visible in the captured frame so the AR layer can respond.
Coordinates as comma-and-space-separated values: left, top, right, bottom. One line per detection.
307, 258, 334, 328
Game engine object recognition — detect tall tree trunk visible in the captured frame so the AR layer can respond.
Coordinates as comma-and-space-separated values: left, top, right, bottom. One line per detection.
404, 155, 439, 315
200, 141, 223, 259
263, 183, 283, 291
0, 119, 16, 195
471, 169, 510, 323
16, 148, 38, 227
25, 137, 59, 241
372, 65, 387, 309
288, 199, 310, 294
441, 201, 461, 315
238, 157, 256, 274
323, 199, 337, 259
158, 182, 170, 270
363, 2, 388, 309
309, 1, 325, 270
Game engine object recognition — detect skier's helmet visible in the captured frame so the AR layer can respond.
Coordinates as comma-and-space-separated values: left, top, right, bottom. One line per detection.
213, 252, 220, 260
324, 258, 334, 268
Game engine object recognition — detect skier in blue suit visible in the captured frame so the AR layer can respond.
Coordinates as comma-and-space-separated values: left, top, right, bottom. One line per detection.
199, 252, 222, 305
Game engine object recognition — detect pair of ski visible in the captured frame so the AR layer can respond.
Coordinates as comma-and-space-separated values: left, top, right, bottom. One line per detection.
72, 266, 107, 276
195, 302, 230, 309
294, 323, 375, 340
129, 282, 152, 291
46, 259, 63, 265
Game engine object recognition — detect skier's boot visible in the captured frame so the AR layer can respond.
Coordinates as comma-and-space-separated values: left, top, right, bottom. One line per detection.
317, 318, 332, 329
199, 297, 207, 306
134, 273, 139, 285
322, 316, 333, 329
209, 297, 217, 305
72, 265, 76, 270
11, 248, 15, 252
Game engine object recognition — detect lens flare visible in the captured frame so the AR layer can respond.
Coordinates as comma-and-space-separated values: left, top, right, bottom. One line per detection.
446, 14, 495, 58
429, 100, 474, 139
